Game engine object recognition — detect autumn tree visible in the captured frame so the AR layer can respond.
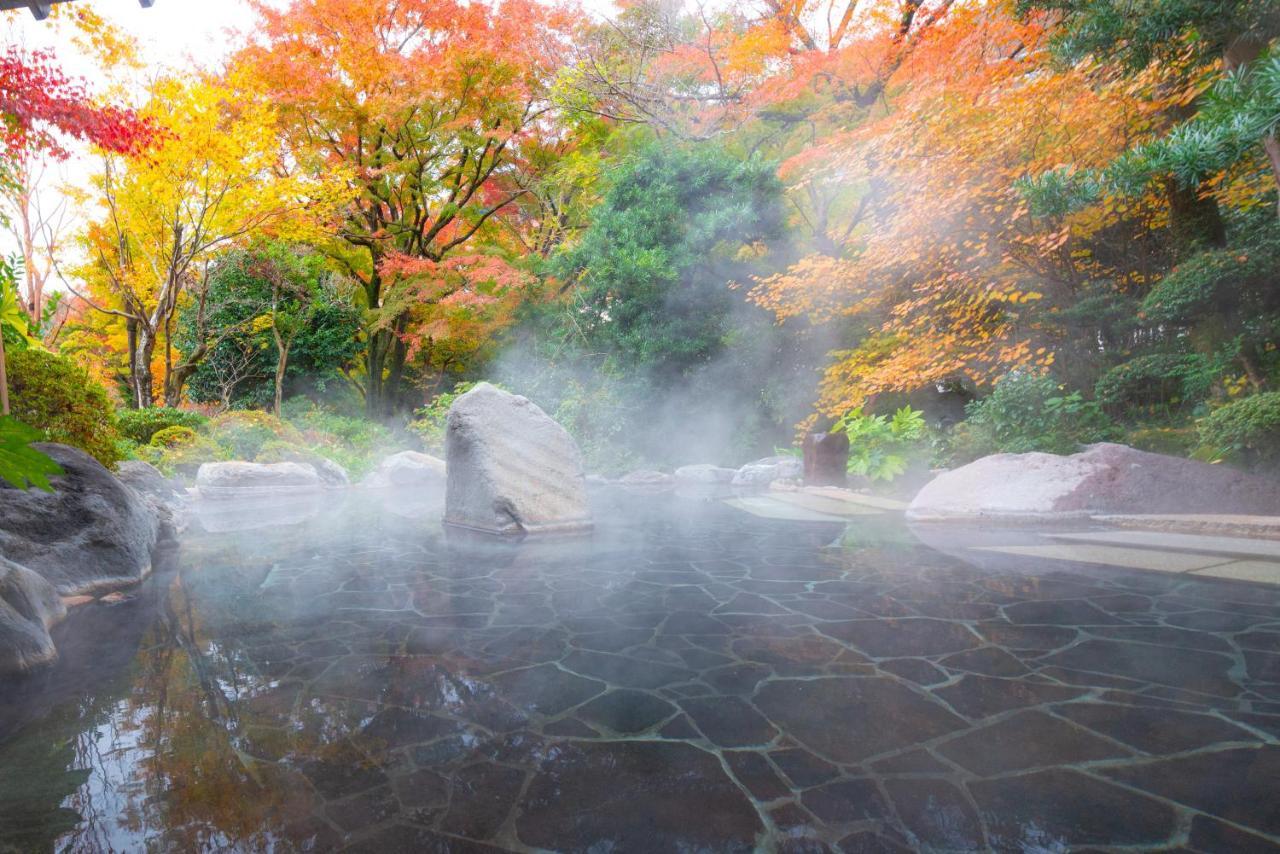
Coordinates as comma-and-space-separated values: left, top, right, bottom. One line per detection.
749, 2, 1179, 416
237, 0, 574, 415
71, 74, 342, 408
0, 42, 151, 415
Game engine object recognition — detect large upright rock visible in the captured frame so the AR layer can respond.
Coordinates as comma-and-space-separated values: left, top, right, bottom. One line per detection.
0, 557, 66, 676
908, 443, 1280, 522
0, 444, 159, 596
444, 383, 591, 535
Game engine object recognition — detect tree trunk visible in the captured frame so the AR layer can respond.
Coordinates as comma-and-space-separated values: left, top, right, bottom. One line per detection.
273, 341, 290, 417
133, 327, 156, 408
0, 333, 9, 417
1263, 134, 1280, 219
366, 326, 390, 417
125, 319, 140, 409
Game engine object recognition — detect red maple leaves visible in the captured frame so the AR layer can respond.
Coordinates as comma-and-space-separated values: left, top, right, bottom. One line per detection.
0, 46, 154, 159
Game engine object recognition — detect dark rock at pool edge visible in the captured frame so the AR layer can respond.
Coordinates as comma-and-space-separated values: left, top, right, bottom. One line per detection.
0, 444, 159, 596
0, 556, 66, 676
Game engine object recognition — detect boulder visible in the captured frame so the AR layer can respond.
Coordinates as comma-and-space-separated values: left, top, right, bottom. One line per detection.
0, 557, 66, 676
118, 459, 188, 539
674, 464, 736, 486
361, 451, 445, 489
117, 460, 184, 501
444, 383, 591, 536
619, 469, 675, 489
732, 456, 803, 488
0, 444, 159, 596
196, 461, 323, 498
907, 442, 1280, 522
304, 456, 349, 488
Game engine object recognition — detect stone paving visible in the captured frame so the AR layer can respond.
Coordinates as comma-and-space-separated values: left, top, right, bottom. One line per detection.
2, 490, 1280, 852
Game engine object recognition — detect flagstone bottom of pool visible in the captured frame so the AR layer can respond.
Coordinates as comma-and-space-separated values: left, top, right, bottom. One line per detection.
1, 490, 1278, 853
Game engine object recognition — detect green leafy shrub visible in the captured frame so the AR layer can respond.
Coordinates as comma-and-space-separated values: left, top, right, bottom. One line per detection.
948, 372, 1119, 462
283, 404, 393, 478
834, 406, 929, 482
1126, 425, 1199, 457
6, 346, 121, 468
408, 382, 481, 454
138, 426, 228, 478
117, 407, 208, 445
1095, 353, 1213, 417
1197, 392, 1280, 468
150, 425, 199, 448
0, 416, 64, 490
204, 410, 302, 459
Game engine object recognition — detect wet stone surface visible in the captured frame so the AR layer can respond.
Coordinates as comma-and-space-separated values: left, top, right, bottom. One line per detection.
1, 491, 1279, 852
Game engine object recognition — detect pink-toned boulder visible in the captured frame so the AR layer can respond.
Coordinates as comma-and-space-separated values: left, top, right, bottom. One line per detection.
907, 443, 1280, 522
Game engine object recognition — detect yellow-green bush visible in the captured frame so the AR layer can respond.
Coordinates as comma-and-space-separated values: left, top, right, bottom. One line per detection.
7, 347, 121, 468
205, 411, 303, 459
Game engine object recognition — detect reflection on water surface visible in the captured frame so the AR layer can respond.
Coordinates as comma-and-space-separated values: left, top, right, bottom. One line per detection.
1, 491, 1279, 852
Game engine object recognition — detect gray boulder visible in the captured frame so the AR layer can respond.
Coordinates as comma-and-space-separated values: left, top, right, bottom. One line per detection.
732, 456, 803, 488
118, 459, 188, 539
311, 457, 350, 488
0, 556, 66, 676
908, 442, 1280, 522
361, 451, 446, 489
444, 383, 591, 536
196, 461, 323, 498
117, 459, 184, 501
0, 444, 159, 596
674, 464, 736, 485
619, 469, 675, 489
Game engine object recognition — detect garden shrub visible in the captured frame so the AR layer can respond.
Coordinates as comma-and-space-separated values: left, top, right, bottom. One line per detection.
408, 382, 481, 454
1125, 425, 1198, 457
1095, 353, 1213, 417
948, 372, 1119, 462
150, 425, 199, 448
6, 346, 121, 468
1197, 392, 1280, 469
204, 410, 302, 459
834, 406, 929, 482
117, 406, 208, 445
139, 426, 228, 478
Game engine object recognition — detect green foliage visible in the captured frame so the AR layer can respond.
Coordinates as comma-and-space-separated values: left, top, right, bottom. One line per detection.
150, 425, 199, 448
179, 247, 362, 409
1126, 425, 1199, 457
1197, 392, 1280, 467
834, 406, 929, 482
6, 347, 121, 468
551, 143, 785, 378
949, 372, 1119, 462
282, 404, 393, 478
1095, 353, 1214, 417
1022, 49, 1280, 214
116, 407, 209, 445
1022, 0, 1273, 72
143, 431, 229, 478
0, 416, 64, 490
203, 410, 302, 459
1142, 220, 1280, 327
550, 377, 642, 476
408, 382, 483, 455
